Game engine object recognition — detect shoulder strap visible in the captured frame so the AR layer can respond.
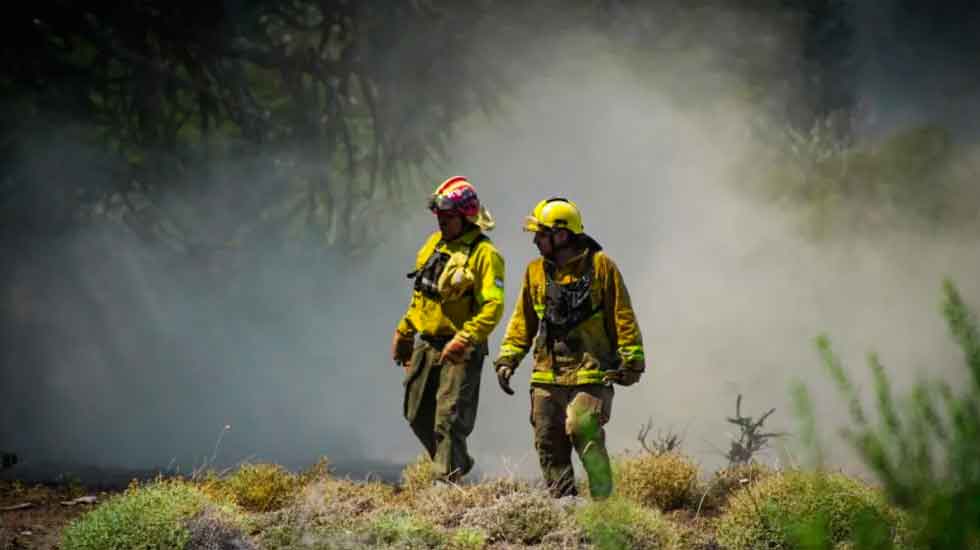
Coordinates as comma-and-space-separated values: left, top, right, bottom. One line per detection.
464, 233, 489, 267
406, 239, 445, 279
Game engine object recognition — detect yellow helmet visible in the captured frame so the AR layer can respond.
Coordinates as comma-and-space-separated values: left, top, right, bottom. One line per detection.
522, 197, 584, 235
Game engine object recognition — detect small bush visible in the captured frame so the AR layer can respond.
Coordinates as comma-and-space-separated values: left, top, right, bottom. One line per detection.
700, 461, 775, 511
400, 454, 438, 494
61, 479, 246, 550
615, 451, 699, 511
222, 463, 300, 512
576, 496, 681, 550
716, 470, 903, 550
460, 490, 567, 545
448, 527, 488, 550
366, 510, 445, 548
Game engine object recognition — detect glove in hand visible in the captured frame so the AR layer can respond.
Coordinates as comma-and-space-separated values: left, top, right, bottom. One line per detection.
603, 369, 642, 386
603, 359, 645, 386
495, 364, 515, 395
440, 332, 472, 365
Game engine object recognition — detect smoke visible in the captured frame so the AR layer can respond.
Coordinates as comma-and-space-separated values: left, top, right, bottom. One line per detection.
0, 132, 427, 480
3, 3, 980, 484
448, 22, 980, 475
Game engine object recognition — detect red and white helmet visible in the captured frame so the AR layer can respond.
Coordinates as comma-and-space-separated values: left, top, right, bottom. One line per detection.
428, 176, 481, 218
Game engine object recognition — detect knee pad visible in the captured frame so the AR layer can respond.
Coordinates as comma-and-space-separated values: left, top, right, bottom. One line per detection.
565, 392, 603, 443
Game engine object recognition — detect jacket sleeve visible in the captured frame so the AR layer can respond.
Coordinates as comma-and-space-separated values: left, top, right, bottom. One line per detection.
458, 242, 506, 343
395, 301, 417, 337
495, 265, 539, 368
601, 255, 645, 367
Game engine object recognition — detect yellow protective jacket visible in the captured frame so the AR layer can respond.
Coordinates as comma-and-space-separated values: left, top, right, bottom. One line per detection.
496, 248, 644, 385
396, 228, 505, 344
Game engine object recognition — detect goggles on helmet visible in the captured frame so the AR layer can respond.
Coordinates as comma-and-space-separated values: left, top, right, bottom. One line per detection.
428, 194, 458, 214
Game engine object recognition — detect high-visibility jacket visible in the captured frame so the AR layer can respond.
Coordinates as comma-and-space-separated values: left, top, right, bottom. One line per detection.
397, 227, 505, 344
496, 248, 644, 385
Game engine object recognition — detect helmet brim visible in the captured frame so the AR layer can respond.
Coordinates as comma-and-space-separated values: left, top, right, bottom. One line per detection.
522, 216, 544, 233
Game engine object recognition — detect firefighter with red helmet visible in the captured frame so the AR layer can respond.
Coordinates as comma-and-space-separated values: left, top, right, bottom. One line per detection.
392, 176, 505, 482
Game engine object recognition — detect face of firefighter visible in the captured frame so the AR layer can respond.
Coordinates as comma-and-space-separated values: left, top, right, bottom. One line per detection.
534, 228, 572, 258
437, 211, 466, 241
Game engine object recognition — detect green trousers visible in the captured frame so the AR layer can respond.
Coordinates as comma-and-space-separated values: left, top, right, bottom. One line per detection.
403, 340, 484, 481
530, 383, 614, 498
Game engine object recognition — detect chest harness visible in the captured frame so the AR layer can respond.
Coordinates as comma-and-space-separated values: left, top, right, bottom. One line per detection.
540, 249, 604, 353
407, 234, 487, 301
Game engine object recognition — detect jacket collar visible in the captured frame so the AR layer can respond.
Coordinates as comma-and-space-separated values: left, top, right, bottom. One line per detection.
444, 226, 483, 246
543, 247, 591, 274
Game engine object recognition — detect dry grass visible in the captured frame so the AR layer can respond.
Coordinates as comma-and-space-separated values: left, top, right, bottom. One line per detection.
460, 489, 570, 545
184, 507, 257, 550
34, 453, 933, 549
314, 478, 395, 525
400, 454, 439, 495
615, 452, 701, 511
408, 476, 532, 527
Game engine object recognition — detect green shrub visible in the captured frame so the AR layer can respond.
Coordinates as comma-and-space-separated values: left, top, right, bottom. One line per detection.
700, 461, 775, 511
365, 510, 445, 548
222, 462, 300, 512
576, 496, 681, 550
716, 470, 902, 550
448, 527, 488, 550
61, 479, 246, 550
798, 279, 980, 548
460, 490, 567, 545
614, 451, 699, 511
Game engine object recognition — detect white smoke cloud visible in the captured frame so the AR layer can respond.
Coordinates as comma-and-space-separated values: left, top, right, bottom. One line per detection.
4, 5, 979, 486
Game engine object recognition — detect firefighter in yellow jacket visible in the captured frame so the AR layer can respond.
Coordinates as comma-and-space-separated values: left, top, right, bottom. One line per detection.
392, 177, 505, 482
493, 198, 645, 498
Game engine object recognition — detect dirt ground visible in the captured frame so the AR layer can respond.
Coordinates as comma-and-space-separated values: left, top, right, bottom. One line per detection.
0, 482, 116, 550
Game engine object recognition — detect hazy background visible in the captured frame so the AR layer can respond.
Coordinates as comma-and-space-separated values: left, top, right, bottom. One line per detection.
2, 0, 979, 484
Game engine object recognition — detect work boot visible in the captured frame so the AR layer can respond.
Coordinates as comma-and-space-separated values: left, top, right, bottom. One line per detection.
445, 454, 474, 483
